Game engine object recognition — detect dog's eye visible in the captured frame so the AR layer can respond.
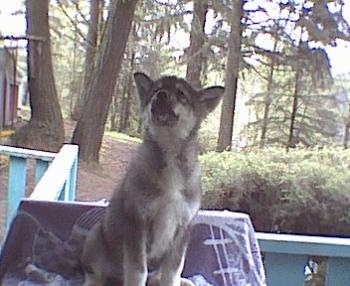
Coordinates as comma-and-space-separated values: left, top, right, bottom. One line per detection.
176, 89, 188, 104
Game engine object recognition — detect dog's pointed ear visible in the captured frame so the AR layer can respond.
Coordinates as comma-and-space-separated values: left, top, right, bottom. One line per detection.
134, 72, 154, 106
200, 86, 225, 115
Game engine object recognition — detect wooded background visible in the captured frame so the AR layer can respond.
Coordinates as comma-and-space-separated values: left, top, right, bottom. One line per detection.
7, 0, 350, 163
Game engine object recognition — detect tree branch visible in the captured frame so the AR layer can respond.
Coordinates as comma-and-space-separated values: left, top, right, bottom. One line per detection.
55, 0, 88, 43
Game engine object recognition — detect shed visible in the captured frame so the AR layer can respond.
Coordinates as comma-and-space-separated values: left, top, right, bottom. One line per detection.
0, 47, 22, 130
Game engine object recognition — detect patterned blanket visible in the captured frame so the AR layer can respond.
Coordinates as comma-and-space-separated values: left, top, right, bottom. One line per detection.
0, 200, 266, 286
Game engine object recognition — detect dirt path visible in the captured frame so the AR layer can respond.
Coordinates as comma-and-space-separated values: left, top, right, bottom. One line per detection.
64, 120, 138, 201
0, 120, 138, 240
76, 135, 138, 201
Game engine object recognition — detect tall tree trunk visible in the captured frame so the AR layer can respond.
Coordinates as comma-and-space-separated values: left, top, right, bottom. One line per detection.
216, 0, 243, 152
109, 94, 119, 131
260, 40, 278, 148
118, 94, 130, 132
287, 34, 304, 150
71, 0, 101, 120
343, 102, 350, 149
118, 75, 134, 133
344, 113, 350, 149
287, 67, 301, 149
110, 24, 135, 133
118, 49, 135, 133
69, 11, 79, 116
71, 0, 138, 163
118, 81, 129, 132
185, 0, 208, 88
12, 0, 64, 152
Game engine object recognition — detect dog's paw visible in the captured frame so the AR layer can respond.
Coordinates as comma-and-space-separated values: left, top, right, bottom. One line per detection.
146, 276, 195, 286
146, 271, 160, 286
180, 277, 196, 286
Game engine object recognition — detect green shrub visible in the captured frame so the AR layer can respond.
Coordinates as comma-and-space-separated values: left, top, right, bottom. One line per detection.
200, 147, 350, 236
198, 111, 221, 153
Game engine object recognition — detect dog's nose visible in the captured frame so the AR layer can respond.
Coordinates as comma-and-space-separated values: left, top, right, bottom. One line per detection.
153, 91, 169, 112
151, 91, 178, 126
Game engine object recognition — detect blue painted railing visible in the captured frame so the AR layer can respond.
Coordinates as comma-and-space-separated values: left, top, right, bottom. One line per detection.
0, 144, 78, 229
257, 232, 350, 285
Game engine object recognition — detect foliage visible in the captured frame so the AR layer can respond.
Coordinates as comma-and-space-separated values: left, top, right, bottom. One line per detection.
241, 0, 350, 149
49, 0, 90, 114
200, 147, 350, 236
198, 105, 223, 153
13, 0, 350, 158
244, 61, 342, 147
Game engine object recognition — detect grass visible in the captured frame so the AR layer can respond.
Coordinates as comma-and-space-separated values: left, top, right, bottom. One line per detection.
0, 130, 15, 138
105, 131, 142, 144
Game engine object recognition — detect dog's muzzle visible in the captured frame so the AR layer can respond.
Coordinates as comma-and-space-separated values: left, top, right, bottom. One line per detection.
151, 91, 179, 126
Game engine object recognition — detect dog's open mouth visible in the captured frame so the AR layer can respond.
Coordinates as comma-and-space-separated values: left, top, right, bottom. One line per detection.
151, 91, 179, 126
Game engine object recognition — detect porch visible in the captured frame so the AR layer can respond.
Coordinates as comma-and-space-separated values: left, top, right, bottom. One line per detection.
1, 144, 350, 285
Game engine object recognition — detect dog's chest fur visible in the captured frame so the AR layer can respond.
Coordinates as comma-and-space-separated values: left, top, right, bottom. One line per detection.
144, 149, 200, 261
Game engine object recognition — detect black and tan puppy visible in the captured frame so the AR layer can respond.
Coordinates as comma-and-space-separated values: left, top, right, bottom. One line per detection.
80, 72, 224, 286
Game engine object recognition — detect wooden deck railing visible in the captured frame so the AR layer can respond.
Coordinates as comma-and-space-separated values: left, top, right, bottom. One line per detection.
256, 232, 350, 285
0, 144, 78, 229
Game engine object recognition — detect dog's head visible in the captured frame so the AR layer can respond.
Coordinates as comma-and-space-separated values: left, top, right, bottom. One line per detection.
134, 72, 224, 142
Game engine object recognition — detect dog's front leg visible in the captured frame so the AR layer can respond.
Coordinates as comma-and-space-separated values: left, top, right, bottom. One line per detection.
159, 231, 195, 286
123, 226, 147, 286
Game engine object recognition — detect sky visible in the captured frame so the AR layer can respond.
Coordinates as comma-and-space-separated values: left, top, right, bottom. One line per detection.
0, 0, 25, 37
0, 0, 349, 75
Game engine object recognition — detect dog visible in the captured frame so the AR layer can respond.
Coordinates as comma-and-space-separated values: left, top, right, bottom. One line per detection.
80, 72, 224, 286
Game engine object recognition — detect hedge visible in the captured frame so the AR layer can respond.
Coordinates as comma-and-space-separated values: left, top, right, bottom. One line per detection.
200, 148, 350, 236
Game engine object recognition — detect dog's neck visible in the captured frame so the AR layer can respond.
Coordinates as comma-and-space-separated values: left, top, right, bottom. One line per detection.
141, 129, 199, 173
143, 128, 197, 154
